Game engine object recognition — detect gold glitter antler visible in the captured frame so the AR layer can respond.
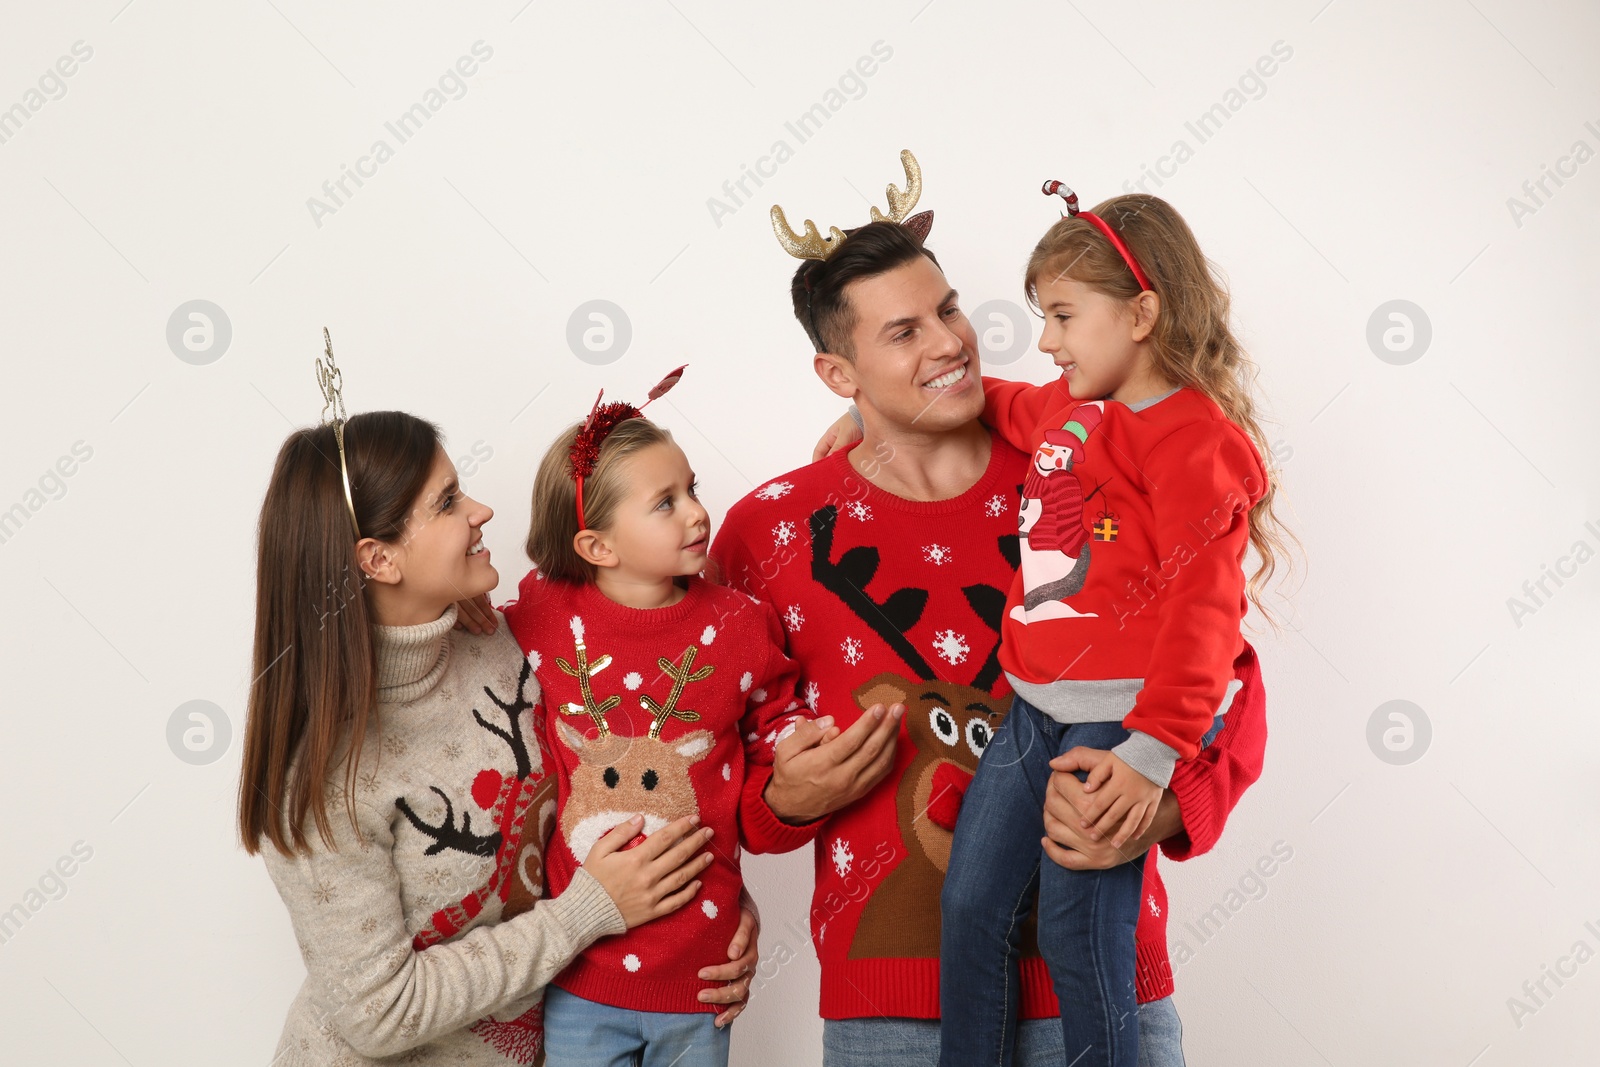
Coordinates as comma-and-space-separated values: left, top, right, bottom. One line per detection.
868, 149, 922, 225
639, 646, 714, 739
314, 327, 362, 538
315, 328, 347, 426
770, 207, 848, 262
770, 149, 923, 262
555, 616, 619, 738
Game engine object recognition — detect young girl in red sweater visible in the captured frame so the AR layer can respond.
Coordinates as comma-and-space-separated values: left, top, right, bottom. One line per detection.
501, 380, 815, 1067
937, 189, 1292, 1067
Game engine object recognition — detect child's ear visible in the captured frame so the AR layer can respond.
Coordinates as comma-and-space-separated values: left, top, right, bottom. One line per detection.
573, 529, 617, 569
1129, 290, 1161, 343
356, 538, 402, 586
813, 352, 859, 400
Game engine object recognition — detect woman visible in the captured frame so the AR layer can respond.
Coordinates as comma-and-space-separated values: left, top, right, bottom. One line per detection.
238, 407, 758, 1065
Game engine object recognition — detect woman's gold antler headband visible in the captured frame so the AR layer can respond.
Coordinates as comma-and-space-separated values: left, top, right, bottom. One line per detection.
315, 327, 361, 538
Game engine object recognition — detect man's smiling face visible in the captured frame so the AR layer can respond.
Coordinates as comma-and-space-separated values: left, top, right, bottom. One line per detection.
835, 254, 985, 436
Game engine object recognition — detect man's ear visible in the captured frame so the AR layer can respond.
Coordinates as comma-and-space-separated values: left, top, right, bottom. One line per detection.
1130, 290, 1161, 343
356, 537, 402, 586
573, 529, 618, 569
813, 352, 859, 400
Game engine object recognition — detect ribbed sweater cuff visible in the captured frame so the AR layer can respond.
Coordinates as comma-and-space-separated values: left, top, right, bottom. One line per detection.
544, 868, 627, 951
743, 771, 825, 854
1113, 730, 1178, 788
1160, 760, 1221, 861
1134, 935, 1175, 1003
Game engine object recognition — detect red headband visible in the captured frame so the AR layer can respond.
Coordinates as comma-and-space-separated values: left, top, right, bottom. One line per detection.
1040, 181, 1152, 292
570, 365, 687, 530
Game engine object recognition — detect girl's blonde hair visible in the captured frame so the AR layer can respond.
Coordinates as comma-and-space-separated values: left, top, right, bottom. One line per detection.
527, 417, 674, 583
1025, 193, 1296, 623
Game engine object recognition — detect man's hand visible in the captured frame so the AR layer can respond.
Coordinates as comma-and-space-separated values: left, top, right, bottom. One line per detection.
698, 892, 760, 1028
1041, 747, 1182, 870
763, 704, 903, 824
812, 411, 865, 462
454, 592, 498, 635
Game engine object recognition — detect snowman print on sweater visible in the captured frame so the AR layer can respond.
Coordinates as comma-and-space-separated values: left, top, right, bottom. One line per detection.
1011, 401, 1106, 625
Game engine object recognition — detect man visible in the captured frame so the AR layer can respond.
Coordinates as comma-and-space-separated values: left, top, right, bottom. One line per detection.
711, 208, 1266, 1066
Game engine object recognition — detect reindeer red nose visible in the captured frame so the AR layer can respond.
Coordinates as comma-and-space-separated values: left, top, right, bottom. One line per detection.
925, 762, 973, 831
473, 769, 504, 810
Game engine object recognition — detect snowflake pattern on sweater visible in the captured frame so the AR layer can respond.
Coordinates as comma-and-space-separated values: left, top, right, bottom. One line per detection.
711, 437, 1271, 1020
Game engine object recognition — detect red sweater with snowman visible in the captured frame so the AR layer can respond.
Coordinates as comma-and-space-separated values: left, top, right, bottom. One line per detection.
982, 375, 1268, 787
502, 573, 813, 1013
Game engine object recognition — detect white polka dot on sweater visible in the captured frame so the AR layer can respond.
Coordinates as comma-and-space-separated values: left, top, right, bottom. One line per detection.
623, 671, 643, 691
623, 953, 641, 973
526, 650, 541, 670
740, 671, 754, 693
701, 625, 717, 644
702, 899, 719, 919
721, 763, 731, 781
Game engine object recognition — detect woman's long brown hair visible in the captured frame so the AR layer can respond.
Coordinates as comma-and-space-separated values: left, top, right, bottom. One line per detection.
238, 411, 440, 856
1026, 194, 1298, 623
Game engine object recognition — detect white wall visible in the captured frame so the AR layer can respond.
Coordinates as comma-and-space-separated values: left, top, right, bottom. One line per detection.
2, 1, 1597, 1063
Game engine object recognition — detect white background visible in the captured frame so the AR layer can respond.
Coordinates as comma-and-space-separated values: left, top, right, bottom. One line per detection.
2, 1, 1598, 1064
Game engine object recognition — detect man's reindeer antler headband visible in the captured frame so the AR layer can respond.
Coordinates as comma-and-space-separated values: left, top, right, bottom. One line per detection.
1041, 180, 1153, 292
770, 149, 932, 262
770, 149, 935, 348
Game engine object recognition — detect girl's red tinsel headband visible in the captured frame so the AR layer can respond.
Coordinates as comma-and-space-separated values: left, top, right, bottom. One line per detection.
570, 364, 687, 530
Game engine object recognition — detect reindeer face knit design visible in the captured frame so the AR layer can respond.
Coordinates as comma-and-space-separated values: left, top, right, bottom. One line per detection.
711, 437, 1271, 1021
503, 575, 813, 1015
260, 607, 627, 1067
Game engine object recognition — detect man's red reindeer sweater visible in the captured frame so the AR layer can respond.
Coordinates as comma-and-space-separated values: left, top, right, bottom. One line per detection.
710, 437, 1269, 1020
503, 574, 813, 1014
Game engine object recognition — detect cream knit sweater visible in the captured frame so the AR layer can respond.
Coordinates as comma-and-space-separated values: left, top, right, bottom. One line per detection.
261, 607, 626, 1065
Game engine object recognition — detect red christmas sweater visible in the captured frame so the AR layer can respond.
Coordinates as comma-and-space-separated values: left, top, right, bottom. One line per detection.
502, 574, 814, 1014
982, 376, 1269, 788
710, 435, 1268, 1019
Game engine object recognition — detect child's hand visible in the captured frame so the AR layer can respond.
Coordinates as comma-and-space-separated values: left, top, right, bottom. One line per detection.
453, 593, 497, 635
698, 890, 760, 1027
583, 815, 715, 929
1078, 750, 1163, 850
812, 409, 864, 461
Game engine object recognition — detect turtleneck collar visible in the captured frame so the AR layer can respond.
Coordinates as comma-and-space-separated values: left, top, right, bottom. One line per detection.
373, 605, 458, 705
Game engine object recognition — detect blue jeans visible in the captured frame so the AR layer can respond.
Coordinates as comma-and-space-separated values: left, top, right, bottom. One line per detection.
822, 997, 1185, 1067
940, 697, 1219, 1067
543, 986, 730, 1067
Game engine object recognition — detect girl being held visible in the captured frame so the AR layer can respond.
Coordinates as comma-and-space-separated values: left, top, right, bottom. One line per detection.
501, 381, 816, 1067
937, 190, 1291, 1067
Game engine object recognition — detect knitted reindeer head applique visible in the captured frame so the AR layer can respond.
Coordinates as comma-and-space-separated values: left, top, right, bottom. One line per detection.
551, 615, 716, 862
807, 502, 1020, 961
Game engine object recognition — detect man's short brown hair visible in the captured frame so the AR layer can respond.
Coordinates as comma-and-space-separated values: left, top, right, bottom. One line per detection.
789, 221, 940, 358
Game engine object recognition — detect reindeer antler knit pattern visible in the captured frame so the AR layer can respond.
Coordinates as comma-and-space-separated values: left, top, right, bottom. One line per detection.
503, 575, 815, 1015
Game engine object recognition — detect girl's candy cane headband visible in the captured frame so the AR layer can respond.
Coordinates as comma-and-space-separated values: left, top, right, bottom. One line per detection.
1041, 181, 1153, 292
